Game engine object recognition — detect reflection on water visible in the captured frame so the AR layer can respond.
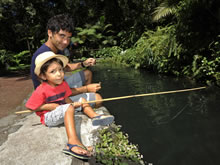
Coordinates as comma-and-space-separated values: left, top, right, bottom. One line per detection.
91, 62, 220, 165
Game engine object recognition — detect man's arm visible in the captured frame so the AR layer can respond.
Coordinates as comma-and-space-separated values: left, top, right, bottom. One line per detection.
65, 58, 96, 71
70, 83, 101, 96
65, 62, 82, 71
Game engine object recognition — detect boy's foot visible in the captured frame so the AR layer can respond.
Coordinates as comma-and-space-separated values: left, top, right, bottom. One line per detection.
63, 144, 91, 160
92, 115, 114, 126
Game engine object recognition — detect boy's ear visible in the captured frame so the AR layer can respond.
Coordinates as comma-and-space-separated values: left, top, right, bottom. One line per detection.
39, 73, 46, 81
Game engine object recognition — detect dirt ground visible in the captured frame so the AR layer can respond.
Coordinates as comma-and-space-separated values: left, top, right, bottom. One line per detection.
0, 73, 33, 119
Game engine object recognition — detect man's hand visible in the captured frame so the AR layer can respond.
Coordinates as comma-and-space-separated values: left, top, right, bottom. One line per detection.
82, 58, 96, 67
86, 83, 101, 93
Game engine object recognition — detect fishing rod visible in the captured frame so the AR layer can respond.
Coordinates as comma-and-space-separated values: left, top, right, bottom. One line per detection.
15, 86, 206, 114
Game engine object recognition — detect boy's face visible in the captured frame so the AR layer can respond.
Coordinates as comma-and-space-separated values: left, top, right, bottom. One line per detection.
48, 29, 72, 51
40, 61, 64, 87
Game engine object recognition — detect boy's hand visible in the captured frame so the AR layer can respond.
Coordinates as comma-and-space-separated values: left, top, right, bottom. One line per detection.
72, 102, 82, 108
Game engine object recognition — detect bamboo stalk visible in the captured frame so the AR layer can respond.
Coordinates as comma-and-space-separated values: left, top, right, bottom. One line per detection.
15, 86, 206, 114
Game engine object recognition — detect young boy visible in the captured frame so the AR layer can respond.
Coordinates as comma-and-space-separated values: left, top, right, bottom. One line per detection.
26, 51, 114, 160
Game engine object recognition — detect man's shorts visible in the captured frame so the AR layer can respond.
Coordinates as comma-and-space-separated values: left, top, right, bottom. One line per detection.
44, 104, 71, 127
64, 71, 96, 110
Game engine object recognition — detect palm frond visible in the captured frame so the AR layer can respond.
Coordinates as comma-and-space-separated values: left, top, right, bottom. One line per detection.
152, 2, 176, 22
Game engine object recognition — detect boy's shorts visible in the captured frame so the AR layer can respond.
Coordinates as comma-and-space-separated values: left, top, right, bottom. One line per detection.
64, 71, 96, 110
44, 104, 71, 127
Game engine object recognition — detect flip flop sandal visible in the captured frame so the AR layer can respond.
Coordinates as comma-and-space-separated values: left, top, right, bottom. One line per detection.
62, 144, 90, 160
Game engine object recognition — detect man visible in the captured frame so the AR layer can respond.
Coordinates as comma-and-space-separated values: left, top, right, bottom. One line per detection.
31, 14, 102, 107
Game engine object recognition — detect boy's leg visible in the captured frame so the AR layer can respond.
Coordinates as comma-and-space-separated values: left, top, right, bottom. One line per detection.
81, 98, 99, 118
64, 104, 90, 156
44, 104, 90, 156
80, 98, 114, 126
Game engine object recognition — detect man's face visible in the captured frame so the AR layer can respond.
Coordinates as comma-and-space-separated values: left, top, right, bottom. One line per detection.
48, 29, 72, 51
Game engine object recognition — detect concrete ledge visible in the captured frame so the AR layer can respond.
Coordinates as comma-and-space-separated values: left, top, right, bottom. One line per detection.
0, 106, 111, 165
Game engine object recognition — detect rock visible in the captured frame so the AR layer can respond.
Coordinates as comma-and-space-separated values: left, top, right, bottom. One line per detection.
0, 106, 111, 165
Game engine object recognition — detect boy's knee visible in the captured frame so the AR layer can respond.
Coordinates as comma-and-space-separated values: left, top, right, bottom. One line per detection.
66, 104, 75, 113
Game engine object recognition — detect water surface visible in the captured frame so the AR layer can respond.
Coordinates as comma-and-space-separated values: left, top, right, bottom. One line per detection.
91, 62, 220, 165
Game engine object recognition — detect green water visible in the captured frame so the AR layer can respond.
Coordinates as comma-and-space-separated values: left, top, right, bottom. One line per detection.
91, 62, 220, 165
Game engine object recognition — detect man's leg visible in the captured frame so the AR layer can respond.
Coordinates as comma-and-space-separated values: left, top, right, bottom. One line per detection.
83, 69, 92, 85
65, 71, 103, 107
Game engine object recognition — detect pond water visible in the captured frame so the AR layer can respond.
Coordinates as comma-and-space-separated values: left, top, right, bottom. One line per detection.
91, 62, 220, 165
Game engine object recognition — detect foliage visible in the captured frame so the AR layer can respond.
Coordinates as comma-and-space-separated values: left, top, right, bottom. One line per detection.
0, 49, 8, 68
152, 0, 179, 22
99, 22, 219, 86
0, 0, 156, 52
72, 16, 117, 47
152, 0, 200, 22
0, 0, 47, 53
94, 46, 122, 58
108, 25, 182, 74
0, 0, 219, 86
71, 16, 117, 57
0, 49, 30, 70
192, 36, 220, 85
95, 124, 144, 165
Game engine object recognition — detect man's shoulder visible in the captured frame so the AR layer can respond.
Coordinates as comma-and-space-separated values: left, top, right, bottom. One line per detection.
33, 44, 51, 58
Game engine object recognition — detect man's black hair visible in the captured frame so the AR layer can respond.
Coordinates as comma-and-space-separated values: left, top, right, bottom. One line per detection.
46, 14, 74, 33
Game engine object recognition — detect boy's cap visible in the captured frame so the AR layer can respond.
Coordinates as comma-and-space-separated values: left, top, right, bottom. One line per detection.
35, 51, 69, 76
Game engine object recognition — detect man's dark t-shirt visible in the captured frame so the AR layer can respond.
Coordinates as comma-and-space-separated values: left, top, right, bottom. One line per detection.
31, 44, 63, 89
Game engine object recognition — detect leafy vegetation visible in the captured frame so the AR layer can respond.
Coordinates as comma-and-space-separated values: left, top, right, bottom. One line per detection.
96, 0, 219, 86
95, 124, 145, 165
0, 50, 30, 71
0, 0, 219, 163
1, 0, 218, 85
0, 1, 219, 78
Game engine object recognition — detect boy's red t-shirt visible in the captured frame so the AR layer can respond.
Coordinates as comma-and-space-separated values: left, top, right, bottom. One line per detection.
26, 81, 72, 124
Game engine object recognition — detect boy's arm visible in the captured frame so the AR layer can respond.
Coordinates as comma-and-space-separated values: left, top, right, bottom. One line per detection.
65, 97, 73, 104
34, 103, 60, 111
65, 97, 82, 108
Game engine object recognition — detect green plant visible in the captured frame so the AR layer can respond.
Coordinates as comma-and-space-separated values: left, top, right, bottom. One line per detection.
95, 46, 122, 58
0, 49, 9, 69
192, 37, 220, 86
111, 25, 182, 75
0, 50, 31, 71
71, 16, 117, 49
95, 124, 144, 165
